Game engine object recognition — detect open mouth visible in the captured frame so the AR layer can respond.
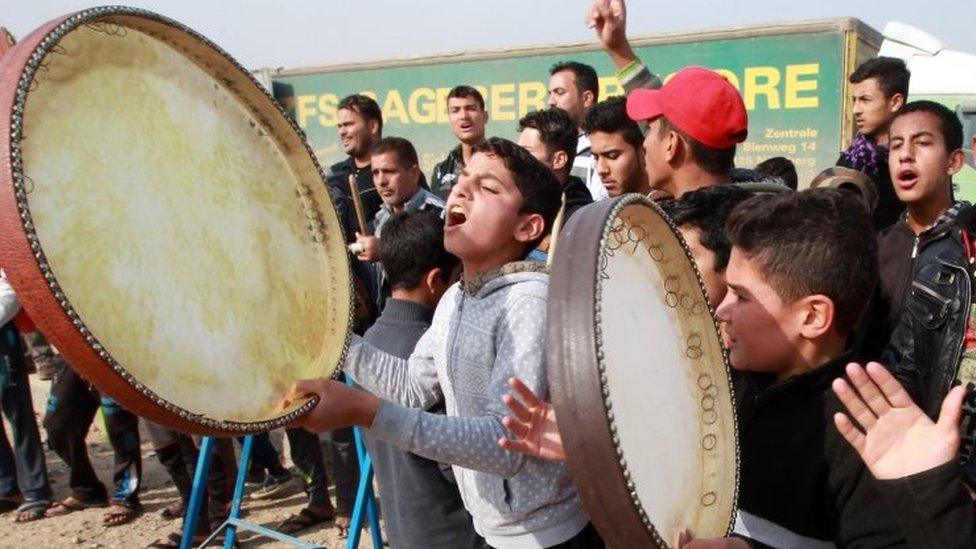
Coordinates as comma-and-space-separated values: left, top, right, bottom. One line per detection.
896, 168, 919, 189
446, 204, 467, 227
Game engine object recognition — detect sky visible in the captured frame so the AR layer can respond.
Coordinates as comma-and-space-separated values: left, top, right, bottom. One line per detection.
3, 0, 974, 71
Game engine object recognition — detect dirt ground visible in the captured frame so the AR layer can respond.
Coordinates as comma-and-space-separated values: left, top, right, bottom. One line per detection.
0, 376, 379, 549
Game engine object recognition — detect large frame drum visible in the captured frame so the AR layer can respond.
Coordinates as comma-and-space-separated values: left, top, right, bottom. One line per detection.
0, 7, 351, 435
548, 194, 738, 547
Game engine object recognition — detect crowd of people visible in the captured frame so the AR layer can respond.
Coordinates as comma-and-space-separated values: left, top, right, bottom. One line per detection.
2, 0, 975, 547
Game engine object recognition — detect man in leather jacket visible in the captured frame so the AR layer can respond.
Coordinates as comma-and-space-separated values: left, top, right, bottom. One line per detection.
880, 101, 974, 484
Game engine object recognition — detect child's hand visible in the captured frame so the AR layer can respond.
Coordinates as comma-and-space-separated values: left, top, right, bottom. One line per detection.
282, 378, 380, 433
832, 361, 965, 480
498, 377, 566, 461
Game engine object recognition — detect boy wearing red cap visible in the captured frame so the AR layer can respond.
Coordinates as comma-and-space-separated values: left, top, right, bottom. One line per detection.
626, 67, 749, 199
588, 0, 748, 200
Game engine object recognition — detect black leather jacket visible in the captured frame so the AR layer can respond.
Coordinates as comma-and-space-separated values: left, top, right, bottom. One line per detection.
882, 204, 973, 420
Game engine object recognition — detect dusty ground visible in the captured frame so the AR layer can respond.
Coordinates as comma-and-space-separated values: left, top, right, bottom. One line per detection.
0, 376, 379, 548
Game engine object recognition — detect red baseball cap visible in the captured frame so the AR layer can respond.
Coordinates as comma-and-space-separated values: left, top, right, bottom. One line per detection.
626, 67, 748, 149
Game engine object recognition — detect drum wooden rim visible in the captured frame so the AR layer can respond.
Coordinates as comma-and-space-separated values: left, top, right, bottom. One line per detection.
547, 194, 739, 547
0, 7, 351, 435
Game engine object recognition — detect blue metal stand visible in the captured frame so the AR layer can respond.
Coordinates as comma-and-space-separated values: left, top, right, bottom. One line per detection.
345, 375, 383, 549
181, 436, 323, 549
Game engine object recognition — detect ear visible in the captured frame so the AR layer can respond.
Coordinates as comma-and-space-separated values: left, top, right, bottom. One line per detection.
368, 118, 381, 137
889, 93, 906, 113
514, 213, 547, 245
551, 149, 569, 172
424, 267, 443, 294
664, 130, 682, 164
409, 164, 421, 181
581, 89, 596, 109
795, 294, 835, 340
948, 148, 966, 177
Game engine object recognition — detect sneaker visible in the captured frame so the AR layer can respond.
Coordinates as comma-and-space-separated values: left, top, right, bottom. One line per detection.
249, 473, 296, 500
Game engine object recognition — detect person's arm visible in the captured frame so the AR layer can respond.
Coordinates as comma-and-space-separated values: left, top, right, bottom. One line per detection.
586, 0, 662, 93
876, 461, 976, 549
344, 330, 442, 410
832, 362, 975, 548
367, 293, 551, 476
0, 273, 21, 327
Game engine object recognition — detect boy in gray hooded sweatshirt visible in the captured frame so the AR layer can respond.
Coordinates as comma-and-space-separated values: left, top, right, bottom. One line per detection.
286, 137, 597, 548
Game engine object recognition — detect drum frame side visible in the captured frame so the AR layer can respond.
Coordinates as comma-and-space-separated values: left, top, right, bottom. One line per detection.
548, 194, 739, 548
548, 195, 659, 547
0, 7, 352, 435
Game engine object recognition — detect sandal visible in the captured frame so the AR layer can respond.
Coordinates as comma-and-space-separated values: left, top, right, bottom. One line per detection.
103, 501, 142, 527
14, 500, 50, 523
276, 507, 335, 535
45, 494, 108, 517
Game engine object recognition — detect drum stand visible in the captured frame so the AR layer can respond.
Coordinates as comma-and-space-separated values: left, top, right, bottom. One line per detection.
180, 425, 383, 548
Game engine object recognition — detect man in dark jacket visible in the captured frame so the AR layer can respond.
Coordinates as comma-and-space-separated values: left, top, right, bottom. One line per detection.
516, 107, 593, 220
327, 94, 385, 239
430, 86, 488, 200
881, 101, 974, 484
836, 57, 910, 231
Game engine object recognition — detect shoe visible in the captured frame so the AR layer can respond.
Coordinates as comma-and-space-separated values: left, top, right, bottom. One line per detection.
250, 473, 296, 500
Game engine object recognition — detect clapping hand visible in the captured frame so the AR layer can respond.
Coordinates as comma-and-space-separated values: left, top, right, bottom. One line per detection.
832, 362, 965, 480
498, 377, 566, 461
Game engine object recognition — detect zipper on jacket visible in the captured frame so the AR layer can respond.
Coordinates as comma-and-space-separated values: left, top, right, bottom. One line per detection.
911, 235, 920, 258
444, 291, 465, 397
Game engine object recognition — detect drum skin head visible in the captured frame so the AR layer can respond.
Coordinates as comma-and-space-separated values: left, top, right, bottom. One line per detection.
0, 7, 351, 435
548, 194, 738, 547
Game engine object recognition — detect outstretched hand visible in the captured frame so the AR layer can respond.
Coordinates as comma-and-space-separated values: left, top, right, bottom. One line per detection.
585, 0, 636, 68
282, 378, 380, 433
832, 362, 965, 480
498, 377, 566, 461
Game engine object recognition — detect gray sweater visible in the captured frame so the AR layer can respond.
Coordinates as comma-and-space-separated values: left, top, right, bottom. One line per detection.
345, 262, 588, 548
361, 298, 486, 549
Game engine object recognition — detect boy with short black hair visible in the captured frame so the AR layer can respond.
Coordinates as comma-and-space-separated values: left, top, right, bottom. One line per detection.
658, 185, 753, 308
583, 97, 650, 197
839, 56, 911, 230
861, 101, 968, 361
680, 189, 902, 546
360, 209, 486, 549
517, 107, 593, 220
286, 137, 597, 548
501, 189, 906, 547
431, 86, 489, 200
880, 101, 975, 484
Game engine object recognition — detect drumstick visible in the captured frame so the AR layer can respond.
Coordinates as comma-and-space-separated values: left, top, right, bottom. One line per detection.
347, 173, 370, 237
546, 193, 567, 268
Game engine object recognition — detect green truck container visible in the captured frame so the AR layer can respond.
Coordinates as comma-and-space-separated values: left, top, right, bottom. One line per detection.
266, 18, 926, 192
